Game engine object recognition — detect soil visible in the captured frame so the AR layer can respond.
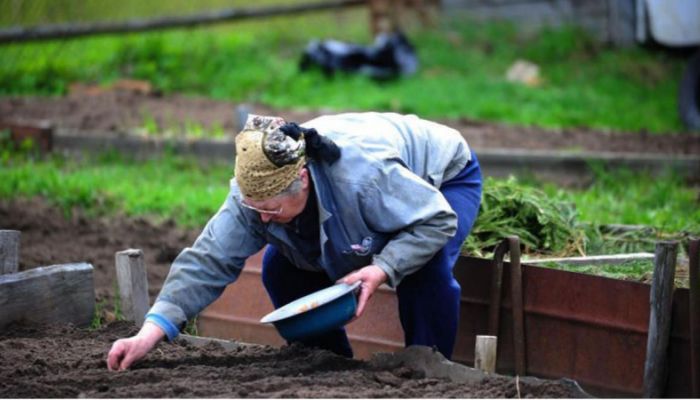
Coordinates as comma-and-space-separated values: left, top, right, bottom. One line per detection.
0, 321, 584, 398
0, 197, 197, 304
1, 89, 699, 155
0, 197, 590, 399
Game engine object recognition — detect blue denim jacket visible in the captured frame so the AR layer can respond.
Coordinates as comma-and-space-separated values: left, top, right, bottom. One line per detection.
146, 112, 472, 340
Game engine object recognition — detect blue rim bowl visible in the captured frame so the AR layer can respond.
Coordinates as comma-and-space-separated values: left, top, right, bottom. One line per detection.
260, 281, 361, 342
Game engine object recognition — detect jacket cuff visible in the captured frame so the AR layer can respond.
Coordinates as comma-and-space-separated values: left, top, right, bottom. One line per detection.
145, 300, 188, 341
372, 255, 402, 288
145, 313, 180, 342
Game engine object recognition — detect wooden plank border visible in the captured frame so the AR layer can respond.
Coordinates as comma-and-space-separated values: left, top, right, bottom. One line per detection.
0, 263, 95, 329
52, 131, 700, 184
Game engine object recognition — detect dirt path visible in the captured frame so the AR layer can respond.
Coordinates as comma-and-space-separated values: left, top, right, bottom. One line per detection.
0, 321, 585, 398
2, 90, 699, 155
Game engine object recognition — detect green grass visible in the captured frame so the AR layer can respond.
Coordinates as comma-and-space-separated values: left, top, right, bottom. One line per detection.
90, 281, 126, 329
0, 151, 232, 228
543, 166, 700, 234
543, 166, 700, 255
536, 258, 691, 289
1, 149, 697, 256
538, 259, 654, 282
0, 3, 689, 133
0, 0, 299, 26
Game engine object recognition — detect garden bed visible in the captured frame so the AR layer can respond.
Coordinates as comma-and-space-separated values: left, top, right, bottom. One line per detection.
0, 321, 586, 398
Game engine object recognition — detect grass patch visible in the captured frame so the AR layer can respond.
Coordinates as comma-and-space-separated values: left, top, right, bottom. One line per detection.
0, 4, 689, 133
535, 258, 691, 289
1, 149, 697, 258
538, 259, 654, 282
90, 282, 126, 330
0, 150, 232, 228
541, 166, 700, 254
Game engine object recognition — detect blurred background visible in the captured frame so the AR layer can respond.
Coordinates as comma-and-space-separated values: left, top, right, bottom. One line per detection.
1, 0, 697, 132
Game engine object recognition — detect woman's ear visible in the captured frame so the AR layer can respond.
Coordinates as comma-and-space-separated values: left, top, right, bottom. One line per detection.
299, 167, 309, 190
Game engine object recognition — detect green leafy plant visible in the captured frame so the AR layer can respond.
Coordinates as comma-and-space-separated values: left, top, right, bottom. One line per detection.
462, 176, 586, 257
184, 317, 199, 336
89, 299, 107, 330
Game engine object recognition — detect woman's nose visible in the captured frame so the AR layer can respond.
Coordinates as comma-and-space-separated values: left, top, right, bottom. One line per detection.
260, 213, 272, 223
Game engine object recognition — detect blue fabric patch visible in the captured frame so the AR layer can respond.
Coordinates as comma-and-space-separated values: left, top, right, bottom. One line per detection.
145, 313, 179, 341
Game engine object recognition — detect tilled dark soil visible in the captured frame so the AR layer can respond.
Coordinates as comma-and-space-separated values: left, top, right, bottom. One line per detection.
0, 198, 591, 398
0, 321, 583, 398
2, 90, 699, 154
0, 197, 196, 304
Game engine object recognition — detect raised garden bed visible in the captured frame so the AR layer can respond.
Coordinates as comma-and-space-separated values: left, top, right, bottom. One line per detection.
0, 321, 589, 398
1, 197, 698, 398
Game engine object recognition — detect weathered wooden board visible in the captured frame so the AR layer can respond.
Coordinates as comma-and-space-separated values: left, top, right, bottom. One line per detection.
0, 230, 20, 275
643, 242, 678, 397
115, 249, 149, 327
0, 263, 95, 329
524, 252, 655, 266
179, 334, 259, 352
475, 335, 498, 373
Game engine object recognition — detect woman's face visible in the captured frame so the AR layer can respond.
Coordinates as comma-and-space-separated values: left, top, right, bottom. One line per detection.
241, 168, 310, 224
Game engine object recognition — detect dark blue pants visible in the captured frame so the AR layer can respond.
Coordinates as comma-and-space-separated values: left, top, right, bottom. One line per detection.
262, 155, 482, 359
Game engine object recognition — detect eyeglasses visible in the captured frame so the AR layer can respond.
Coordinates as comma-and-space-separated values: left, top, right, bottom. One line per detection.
239, 198, 284, 215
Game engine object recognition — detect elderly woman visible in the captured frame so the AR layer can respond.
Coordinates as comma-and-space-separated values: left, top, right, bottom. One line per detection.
107, 112, 482, 370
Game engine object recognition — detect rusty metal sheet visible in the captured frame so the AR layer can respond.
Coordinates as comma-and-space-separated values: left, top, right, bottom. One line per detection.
199, 252, 692, 397
454, 256, 692, 397
689, 238, 700, 398
455, 257, 650, 396
666, 288, 692, 398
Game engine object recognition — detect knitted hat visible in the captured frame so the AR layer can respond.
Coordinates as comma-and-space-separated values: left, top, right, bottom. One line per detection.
235, 114, 306, 201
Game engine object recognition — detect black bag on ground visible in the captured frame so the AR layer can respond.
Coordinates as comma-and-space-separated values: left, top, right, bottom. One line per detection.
299, 32, 418, 80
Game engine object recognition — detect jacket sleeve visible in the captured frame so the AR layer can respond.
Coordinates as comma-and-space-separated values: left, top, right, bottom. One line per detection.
145, 188, 266, 340
360, 159, 457, 287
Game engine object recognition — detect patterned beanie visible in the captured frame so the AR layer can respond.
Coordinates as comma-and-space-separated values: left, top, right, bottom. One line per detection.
234, 114, 306, 201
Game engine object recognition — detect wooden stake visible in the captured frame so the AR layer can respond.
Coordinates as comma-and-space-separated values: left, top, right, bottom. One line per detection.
115, 249, 150, 326
475, 335, 498, 374
0, 230, 20, 275
508, 235, 526, 377
488, 240, 508, 336
643, 241, 678, 398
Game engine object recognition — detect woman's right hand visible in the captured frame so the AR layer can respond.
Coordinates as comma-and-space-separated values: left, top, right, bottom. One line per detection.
107, 321, 165, 371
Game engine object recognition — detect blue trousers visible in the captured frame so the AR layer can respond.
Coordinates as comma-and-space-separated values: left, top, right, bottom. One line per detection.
262, 155, 482, 359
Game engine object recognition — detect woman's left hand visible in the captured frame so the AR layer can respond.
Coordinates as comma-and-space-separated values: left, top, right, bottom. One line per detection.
339, 265, 388, 317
